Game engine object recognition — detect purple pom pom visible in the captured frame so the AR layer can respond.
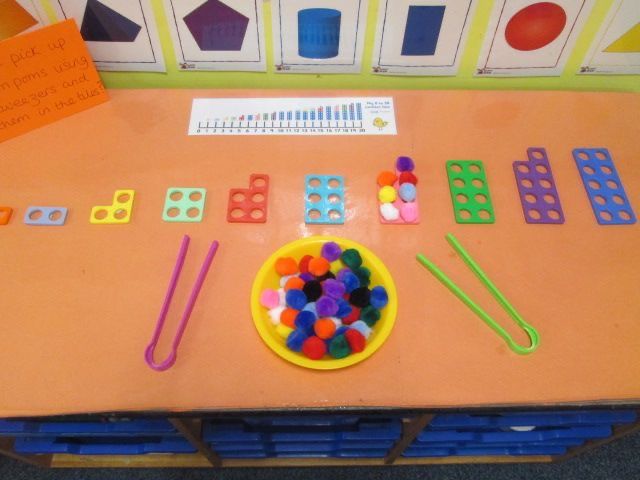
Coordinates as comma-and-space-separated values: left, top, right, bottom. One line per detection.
323, 279, 346, 299
316, 296, 339, 317
396, 156, 415, 172
299, 272, 314, 282
321, 241, 342, 262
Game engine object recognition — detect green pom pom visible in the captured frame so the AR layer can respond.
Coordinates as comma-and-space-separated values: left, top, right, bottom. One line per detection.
361, 305, 381, 327
341, 249, 362, 270
329, 334, 351, 359
353, 266, 371, 287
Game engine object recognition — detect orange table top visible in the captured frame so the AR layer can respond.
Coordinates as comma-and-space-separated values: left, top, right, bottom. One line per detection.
1, 89, 639, 418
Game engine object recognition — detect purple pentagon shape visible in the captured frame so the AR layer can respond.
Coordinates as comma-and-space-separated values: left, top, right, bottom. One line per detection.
183, 0, 249, 51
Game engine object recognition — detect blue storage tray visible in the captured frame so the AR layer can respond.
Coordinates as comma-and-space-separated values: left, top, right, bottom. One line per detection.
336, 449, 389, 458
204, 423, 265, 442
479, 425, 612, 443
402, 447, 452, 457
270, 432, 338, 442
430, 410, 636, 429
211, 442, 265, 452
14, 436, 195, 455
0, 419, 176, 437
243, 416, 359, 427
415, 426, 611, 445
204, 419, 401, 443
273, 442, 336, 453
338, 440, 395, 449
455, 446, 568, 456
220, 451, 269, 459
403, 445, 567, 457
416, 431, 479, 442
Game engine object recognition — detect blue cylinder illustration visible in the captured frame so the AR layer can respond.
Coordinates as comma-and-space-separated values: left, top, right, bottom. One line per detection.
297, 8, 341, 59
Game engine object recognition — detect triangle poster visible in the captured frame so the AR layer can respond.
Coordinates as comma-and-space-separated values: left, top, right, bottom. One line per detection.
476, 0, 595, 77
0, 0, 50, 41
371, 0, 478, 76
163, 0, 266, 71
51, 0, 166, 72
580, 0, 640, 75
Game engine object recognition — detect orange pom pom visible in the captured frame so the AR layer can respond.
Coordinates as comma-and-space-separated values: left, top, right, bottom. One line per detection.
275, 257, 298, 276
280, 308, 299, 328
284, 276, 305, 291
308, 257, 330, 277
377, 171, 397, 187
314, 318, 337, 339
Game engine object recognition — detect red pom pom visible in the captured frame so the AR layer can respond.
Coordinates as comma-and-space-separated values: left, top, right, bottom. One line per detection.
342, 306, 361, 325
399, 171, 418, 185
302, 336, 327, 360
345, 329, 366, 353
299, 255, 313, 273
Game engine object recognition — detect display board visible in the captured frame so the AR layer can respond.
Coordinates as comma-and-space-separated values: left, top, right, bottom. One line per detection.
26, 0, 638, 91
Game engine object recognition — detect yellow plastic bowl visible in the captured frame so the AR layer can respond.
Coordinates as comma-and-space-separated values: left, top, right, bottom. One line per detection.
251, 236, 397, 370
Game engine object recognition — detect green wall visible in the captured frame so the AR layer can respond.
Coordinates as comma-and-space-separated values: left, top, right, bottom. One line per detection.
51, 0, 640, 91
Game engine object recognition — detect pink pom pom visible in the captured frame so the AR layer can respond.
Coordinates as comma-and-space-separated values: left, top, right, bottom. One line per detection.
260, 288, 280, 309
400, 202, 418, 222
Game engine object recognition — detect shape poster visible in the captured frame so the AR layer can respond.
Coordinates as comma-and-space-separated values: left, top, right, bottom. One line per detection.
50, 0, 166, 72
476, 0, 595, 77
272, 0, 369, 73
580, 0, 640, 75
163, 0, 266, 71
372, 0, 477, 76
0, 0, 50, 41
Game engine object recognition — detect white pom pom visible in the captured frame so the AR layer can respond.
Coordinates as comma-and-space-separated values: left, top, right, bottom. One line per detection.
380, 202, 399, 221
350, 320, 372, 339
268, 306, 285, 325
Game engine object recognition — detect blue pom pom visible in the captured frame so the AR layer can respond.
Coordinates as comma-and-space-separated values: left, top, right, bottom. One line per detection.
286, 329, 308, 351
335, 325, 349, 336
302, 302, 317, 316
398, 183, 417, 202
286, 289, 307, 310
370, 286, 389, 309
335, 299, 352, 318
295, 310, 316, 333
396, 156, 415, 172
336, 268, 352, 282
340, 271, 360, 293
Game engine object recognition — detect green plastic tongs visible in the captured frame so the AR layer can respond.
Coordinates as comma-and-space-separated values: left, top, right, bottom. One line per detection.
416, 234, 539, 355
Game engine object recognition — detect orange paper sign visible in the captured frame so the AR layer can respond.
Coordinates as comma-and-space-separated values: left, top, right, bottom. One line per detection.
0, 19, 108, 143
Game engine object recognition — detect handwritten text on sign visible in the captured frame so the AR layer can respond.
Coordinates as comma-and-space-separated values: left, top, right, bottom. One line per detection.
0, 19, 108, 143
